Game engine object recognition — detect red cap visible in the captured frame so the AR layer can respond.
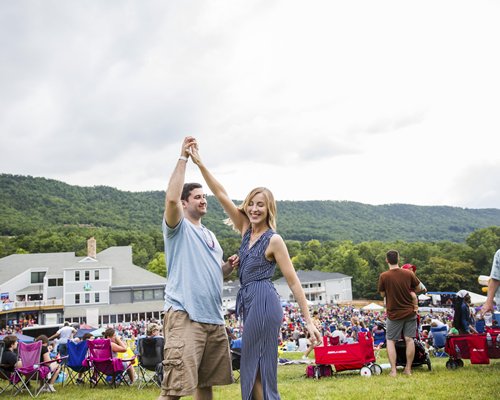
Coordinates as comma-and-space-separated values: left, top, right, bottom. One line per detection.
402, 263, 416, 272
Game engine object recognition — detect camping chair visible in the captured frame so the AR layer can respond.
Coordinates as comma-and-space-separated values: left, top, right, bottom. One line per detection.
0, 340, 16, 394
430, 325, 448, 357
13, 340, 62, 397
85, 338, 136, 388
136, 337, 164, 389
231, 348, 241, 382
373, 330, 386, 348
62, 340, 91, 386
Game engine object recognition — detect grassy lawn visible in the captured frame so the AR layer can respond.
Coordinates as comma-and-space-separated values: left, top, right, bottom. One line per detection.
8, 350, 499, 399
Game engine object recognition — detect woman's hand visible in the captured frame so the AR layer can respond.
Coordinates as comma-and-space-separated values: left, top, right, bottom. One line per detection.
181, 136, 196, 158
228, 254, 239, 270
307, 324, 322, 346
188, 140, 202, 165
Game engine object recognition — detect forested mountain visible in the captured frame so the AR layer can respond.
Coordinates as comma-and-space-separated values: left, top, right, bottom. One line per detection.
1, 173, 499, 242
1, 174, 500, 299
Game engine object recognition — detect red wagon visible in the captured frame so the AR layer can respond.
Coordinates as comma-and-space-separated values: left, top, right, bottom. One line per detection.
445, 327, 500, 369
314, 332, 382, 376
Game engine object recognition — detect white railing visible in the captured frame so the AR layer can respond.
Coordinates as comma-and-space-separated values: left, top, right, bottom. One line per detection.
302, 287, 325, 295
2, 299, 64, 311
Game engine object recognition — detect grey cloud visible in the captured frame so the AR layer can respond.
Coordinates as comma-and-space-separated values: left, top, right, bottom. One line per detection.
451, 163, 500, 209
0, 2, 227, 175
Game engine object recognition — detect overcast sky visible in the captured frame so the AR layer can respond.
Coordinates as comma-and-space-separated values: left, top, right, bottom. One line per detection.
1, 1, 499, 208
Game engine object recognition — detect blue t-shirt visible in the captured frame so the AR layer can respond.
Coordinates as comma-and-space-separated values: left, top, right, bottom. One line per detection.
491, 249, 500, 306
162, 218, 224, 324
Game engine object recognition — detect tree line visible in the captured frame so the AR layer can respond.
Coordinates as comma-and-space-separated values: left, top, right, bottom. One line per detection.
1, 174, 500, 299
1, 225, 499, 300
2, 173, 500, 242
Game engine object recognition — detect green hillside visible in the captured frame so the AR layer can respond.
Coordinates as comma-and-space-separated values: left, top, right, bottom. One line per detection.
1, 173, 499, 242
2, 174, 500, 298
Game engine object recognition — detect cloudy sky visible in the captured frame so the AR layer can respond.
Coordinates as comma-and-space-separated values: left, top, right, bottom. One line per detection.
1, 1, 499, 208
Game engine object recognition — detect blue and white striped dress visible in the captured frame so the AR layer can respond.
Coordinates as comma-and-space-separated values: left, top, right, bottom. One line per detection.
236, 228, 283, 400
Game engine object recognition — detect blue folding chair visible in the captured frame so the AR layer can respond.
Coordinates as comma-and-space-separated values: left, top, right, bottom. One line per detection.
430, 325, 448, 357
62, 340, 91, 385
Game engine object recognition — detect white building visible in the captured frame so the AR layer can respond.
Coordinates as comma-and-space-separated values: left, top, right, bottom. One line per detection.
0, 238, 166, 327
273, 270, 352, 305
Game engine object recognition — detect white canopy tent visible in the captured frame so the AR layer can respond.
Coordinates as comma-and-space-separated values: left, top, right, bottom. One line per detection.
465, 290, 487, 305
362, 302, 384, 311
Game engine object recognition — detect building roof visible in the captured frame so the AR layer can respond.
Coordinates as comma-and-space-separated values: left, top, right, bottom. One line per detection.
0, 246, 166, 288
0, 252, 77, 284
273, 270, 351, 285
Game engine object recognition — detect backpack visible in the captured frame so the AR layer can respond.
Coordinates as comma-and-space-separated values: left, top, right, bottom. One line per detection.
305, 364, 333, 379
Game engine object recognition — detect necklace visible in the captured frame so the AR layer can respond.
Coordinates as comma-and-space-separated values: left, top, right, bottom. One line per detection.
201, 225, 215, 249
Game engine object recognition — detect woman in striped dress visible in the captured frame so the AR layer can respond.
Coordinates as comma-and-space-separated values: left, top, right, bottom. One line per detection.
190, 143, 321, 399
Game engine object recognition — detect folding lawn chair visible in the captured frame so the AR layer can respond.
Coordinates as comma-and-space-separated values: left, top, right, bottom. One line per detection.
13, 341, 62, 397
62, 340, 91, 386
430, 325, 448, 357
85, 338, 136, 388
373, 330, 386, 348
0, 340, 15, 394
136, 336, 164, 389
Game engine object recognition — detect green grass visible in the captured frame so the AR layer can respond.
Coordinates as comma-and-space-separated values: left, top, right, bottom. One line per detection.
10, 351, 499, 399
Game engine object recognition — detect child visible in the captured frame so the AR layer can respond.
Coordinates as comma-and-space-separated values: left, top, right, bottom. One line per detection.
402, 264, 427, 312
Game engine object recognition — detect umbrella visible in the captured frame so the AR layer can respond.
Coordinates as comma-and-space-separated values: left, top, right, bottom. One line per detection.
76, 328, 95, 338
90, 327, 105, 337
79, 323, 96, 329
0, 333, 35, 342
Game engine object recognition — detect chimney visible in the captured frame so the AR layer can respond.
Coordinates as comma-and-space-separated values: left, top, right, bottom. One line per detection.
87, 237, 97, 259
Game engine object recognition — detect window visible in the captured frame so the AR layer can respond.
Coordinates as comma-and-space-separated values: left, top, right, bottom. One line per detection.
31, 271, 46, 284
75, 271, 80, 281
94, 293, 100, 303
94, 270, 99, 280
48, 278, 63, 287
154, 290, 164, 300
85, 271, 90, 281
133, 291, 144, 301
75, 294, 80, 304
143, 290, 154, 301
85, 293, 90, 304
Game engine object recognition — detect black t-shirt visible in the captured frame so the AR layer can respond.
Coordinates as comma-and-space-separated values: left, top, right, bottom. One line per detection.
1, 349, 18, 373
40, 345, 48, 362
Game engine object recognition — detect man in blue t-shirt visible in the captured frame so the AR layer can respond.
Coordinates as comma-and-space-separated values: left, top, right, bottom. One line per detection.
159, 137, 239, 400
481, 249, 500, 316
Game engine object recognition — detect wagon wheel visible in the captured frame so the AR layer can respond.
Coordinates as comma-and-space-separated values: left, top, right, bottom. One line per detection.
456, 359, 464, 368
446, 360, 458, 370
360, 366, 372, 377
369, 364, 382, 375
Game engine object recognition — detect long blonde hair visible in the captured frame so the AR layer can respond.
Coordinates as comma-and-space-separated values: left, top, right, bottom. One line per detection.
225, 187, 277, 232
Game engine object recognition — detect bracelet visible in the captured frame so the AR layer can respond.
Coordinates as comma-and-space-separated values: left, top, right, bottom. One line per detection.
179, 156, 188, 162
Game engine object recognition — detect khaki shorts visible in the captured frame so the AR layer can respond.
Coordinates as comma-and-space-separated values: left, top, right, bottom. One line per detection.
159, 309, 233, 398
